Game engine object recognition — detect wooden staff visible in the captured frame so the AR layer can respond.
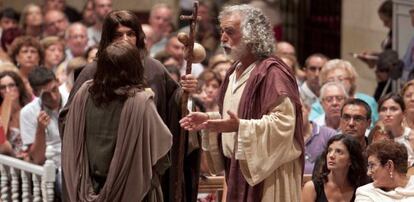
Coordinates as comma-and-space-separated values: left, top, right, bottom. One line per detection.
174, 1, 200, 201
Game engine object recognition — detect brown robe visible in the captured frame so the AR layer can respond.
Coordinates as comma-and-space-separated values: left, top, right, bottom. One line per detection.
59, 57, 201, 202
62, 81, 172, 201
217, 56, 305, 201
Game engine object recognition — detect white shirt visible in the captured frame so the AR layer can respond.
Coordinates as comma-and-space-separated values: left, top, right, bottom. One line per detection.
355, 176, 414, 202
395, 127, 414, 166
300, 82, 318, 107
20, 90, 68, 167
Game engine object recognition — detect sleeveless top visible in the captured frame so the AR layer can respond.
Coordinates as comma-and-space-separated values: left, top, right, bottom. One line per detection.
313, 179, 356, 202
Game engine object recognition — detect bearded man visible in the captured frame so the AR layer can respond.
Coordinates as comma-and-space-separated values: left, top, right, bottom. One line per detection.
180, 4, 304, 202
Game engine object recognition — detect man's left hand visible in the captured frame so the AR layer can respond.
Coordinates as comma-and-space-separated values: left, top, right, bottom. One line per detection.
205, 111, 239, 133
181, 74, 198, 93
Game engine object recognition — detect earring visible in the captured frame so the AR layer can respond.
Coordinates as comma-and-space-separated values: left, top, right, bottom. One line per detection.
389, 171, 393, 179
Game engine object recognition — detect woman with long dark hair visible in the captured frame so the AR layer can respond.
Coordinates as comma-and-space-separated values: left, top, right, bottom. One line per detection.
62, 41, 172, 201
301, 134, 369, 202
0, 70, 31, 157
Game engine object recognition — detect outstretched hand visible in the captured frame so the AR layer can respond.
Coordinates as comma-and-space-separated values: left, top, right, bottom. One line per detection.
355, 51, 379, 69
180, 111, 240, 133
180, 112, 209, 131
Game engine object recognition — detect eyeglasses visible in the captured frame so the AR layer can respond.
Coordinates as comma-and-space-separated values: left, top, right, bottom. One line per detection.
0, 83, 17, 91
341, 114, 367, 123
322, 95, 345, 103
367, 162, 381, 172
326, 76, 351, 83
307, 66, 322, 72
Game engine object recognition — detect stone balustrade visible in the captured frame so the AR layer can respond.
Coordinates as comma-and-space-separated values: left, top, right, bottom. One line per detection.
0, 146, 56, 202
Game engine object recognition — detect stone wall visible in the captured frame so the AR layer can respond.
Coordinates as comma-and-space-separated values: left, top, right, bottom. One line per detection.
341, 0, 388, 95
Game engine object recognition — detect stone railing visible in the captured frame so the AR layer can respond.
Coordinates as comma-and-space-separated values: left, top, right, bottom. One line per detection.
0, 146, 56, 202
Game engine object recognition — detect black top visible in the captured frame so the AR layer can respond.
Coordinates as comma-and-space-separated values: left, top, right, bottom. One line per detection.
312, 179, 356, 202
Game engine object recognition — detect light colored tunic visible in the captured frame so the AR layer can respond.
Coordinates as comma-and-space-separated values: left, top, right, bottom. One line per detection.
202, 63, 302, 202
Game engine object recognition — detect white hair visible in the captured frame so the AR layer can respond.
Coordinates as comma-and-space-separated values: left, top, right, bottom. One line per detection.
319, 81, 349, 100
219, 4, 275, 58
64, 22, 87, 40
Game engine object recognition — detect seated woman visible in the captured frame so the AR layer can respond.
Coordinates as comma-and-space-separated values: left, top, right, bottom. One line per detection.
301, 134, 369, 202
355, 140, 414, 201
20, 3, 43, 38
402, 80, 414, 130
40, 36, 65, 71
0, 70, 31, 158
8, 36, 43, 97
377, 93, 414, 165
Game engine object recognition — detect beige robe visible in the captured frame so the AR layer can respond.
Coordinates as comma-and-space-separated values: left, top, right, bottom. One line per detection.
202, 64, 302, 202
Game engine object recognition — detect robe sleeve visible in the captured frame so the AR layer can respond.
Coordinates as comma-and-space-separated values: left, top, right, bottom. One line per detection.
237, 97, 302, 186
201, 112, 225, 174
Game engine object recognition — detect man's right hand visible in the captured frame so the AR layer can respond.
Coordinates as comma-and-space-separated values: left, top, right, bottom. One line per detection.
354, 51, 379, 68
180, 74, 198, 94
37, 111, 51, 130
179, 112, 209, 131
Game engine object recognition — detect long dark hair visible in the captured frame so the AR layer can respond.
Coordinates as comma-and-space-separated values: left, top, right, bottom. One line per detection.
314, 134, 369, 188
89, 41, 146, 106
97, 10, 146, 58
0, 71, 31, 107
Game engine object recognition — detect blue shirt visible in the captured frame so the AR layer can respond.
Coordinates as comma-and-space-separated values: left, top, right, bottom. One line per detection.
304, 123, 336, 174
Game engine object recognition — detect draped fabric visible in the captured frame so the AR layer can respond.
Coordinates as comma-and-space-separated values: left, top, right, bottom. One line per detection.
62, 81, 172, 201
216, 56, 304, 201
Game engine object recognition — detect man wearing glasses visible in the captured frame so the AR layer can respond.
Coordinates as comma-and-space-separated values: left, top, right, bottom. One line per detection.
314, 81, 348, 130
339, 98, 372, 150
300, 53, 328, 107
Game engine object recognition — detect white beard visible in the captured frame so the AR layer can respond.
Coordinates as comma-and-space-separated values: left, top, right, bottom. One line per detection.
222, 41, 248, 61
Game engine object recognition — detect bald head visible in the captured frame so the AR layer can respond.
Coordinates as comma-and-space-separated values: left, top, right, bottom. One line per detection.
149, 3, 172, 40
44, 9, 69, 37
275, 41, 296, 57
93, 0, 113, 22
65, 23, 88, 57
